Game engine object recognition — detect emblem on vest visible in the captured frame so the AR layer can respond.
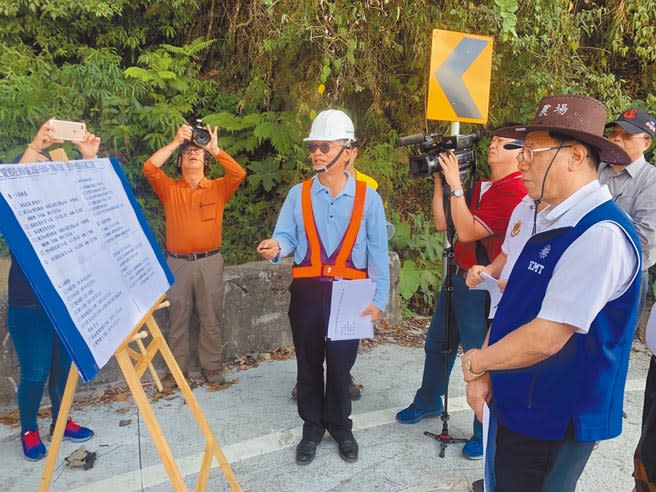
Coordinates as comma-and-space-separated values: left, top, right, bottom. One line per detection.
511, 220, 522, 237
528, 260, 545, 274
527, 245, 550, 275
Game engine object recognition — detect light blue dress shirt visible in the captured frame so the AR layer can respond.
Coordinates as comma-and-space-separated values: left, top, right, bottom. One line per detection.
272, 174, 390, 310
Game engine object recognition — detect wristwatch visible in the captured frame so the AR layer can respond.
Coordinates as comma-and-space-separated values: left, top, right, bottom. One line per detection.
450, 187, 464, 197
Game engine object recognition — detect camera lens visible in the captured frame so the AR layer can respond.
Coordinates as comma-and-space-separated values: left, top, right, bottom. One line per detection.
192, 127, 211, 146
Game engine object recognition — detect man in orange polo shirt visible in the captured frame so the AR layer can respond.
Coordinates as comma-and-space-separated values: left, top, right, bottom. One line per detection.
144, 123, 246, 385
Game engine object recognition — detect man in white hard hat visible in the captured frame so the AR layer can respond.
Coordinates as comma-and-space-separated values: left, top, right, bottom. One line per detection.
257, 109, 390, 465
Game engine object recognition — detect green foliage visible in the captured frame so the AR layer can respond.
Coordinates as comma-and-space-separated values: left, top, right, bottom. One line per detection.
389, 208, 444, 313
494, 0, 519, 40
1, 0, 656, 313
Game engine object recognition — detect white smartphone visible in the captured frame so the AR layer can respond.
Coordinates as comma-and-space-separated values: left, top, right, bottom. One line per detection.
50, 119, 86, 141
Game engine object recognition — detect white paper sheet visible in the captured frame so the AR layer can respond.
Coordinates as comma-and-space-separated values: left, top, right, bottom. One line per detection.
327, 279, 376, 340
471, 272, 502, 315
483, 402, 491, 492
646, 304, 656, 354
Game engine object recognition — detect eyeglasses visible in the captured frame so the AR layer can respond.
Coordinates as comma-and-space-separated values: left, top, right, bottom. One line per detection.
516, 145, 573, 163
605, 129, 651, 141
181, 146, 204, 155
306, 142, 341, 154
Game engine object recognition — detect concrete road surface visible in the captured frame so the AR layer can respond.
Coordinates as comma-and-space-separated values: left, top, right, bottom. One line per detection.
0, 341, 649, 492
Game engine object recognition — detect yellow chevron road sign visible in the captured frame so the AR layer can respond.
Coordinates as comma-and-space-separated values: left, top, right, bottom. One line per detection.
427, 29, 493, 124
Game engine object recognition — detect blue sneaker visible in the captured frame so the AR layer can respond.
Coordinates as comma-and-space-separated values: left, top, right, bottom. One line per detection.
21, 429, 47, 461
395, 403, 442, 424
49, 417, 95, 443
462, 435, 484, 460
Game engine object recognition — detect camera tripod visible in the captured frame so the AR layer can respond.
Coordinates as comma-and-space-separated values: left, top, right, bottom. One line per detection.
423, 179, 469, 458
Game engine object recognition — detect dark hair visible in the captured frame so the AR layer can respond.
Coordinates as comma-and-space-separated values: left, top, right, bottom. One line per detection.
548, 131, 600, 168
492, 121, 522, 132
176, 143, 210, 172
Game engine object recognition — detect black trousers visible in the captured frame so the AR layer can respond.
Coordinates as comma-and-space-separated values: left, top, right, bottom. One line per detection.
635, 355, 656, 490
288, 278, 359, 443
495, 422, 594, 492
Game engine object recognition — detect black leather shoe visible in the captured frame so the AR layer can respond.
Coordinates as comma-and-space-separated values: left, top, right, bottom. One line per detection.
471, 479, 484, 492
349, 376, 362, 401
337, 438, 358, 462
295, 440, 319, 465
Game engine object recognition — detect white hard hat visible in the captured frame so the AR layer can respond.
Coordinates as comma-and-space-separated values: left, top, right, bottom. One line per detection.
304, 109, 356, 142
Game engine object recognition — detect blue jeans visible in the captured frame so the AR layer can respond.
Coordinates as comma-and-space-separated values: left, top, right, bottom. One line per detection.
7, 305, 71, 433
413, 273, 488, 439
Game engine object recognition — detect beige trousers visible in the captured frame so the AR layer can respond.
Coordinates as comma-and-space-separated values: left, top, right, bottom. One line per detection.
165, 253, 224, 373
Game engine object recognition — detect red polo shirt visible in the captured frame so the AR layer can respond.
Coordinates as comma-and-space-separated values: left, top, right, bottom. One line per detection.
454, 172, 526, 270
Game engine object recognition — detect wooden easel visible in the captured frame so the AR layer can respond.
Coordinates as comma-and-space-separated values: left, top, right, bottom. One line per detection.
39, 296, 241, 492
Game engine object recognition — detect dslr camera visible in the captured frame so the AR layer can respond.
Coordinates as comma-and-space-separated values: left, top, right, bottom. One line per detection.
398, 132, 479, 178
190, 119, 211, 147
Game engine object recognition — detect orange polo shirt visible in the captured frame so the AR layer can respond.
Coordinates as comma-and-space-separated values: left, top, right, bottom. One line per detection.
143, 150, 246, 254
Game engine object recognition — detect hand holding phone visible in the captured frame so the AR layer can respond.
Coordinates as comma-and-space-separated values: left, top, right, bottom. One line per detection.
50, 119, 86, 141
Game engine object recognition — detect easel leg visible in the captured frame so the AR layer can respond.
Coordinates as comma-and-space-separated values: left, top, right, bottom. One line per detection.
145, 317, 241, 492
197, 443, 213, 492
39, 364, 79, 492
115, 348, 187, 492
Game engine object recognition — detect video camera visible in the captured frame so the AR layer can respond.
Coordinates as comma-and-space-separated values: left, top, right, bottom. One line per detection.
398, 132, 479, 178
189, 119, 211, 147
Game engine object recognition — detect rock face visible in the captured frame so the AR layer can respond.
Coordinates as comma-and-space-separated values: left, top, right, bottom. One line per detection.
0, 254, 401, 409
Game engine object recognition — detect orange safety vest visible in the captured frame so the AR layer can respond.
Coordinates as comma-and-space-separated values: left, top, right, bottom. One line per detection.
291, 178, 369, 280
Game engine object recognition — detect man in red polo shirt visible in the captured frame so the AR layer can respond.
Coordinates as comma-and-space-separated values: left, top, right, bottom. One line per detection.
144, 123, 246, 385
396, 125, 526, 461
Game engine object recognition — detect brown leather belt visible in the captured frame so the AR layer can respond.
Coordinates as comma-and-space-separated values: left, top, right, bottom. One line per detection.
167, 248, 220, 261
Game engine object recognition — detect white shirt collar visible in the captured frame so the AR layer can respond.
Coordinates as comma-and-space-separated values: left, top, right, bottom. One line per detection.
541, 180, 612, 228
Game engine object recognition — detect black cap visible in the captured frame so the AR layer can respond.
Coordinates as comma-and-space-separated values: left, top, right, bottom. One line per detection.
606, 108, 656, 137
503, 139, 523, 150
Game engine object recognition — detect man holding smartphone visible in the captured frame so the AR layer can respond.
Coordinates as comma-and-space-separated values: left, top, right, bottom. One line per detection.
143, 123, 245, 386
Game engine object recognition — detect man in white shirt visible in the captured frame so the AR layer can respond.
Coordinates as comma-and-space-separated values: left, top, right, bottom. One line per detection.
460, 95, 641, 492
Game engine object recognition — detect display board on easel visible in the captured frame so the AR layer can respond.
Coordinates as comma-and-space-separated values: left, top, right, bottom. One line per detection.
0, 157, 241, 491
0, 157, 173, 380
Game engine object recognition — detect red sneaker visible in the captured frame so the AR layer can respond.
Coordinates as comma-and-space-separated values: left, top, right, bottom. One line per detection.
21, 429, 47, 461
49, 417, 94, 443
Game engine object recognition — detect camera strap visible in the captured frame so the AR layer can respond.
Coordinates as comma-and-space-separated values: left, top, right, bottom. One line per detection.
314, 146, 347, 174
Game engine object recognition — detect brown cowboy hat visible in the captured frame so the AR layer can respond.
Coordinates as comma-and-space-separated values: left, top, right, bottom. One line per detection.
494, 95, 630, 165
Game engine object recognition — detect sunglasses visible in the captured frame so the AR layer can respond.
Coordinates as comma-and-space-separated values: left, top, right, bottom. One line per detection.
306, 142, 341, 154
